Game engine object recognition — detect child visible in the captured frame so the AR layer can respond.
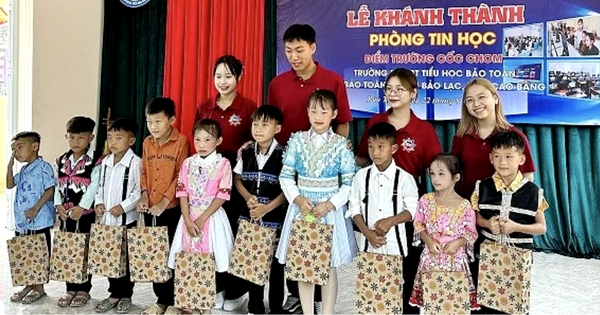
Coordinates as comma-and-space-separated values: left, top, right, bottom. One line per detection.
408, 153, 479, 311
137, 97, 190, 315
347, 122, 419, 258
233, 105, 287, 314
275, 89, 358, 315
55, 116, 103, 308
93, 118, 142, 313
168, 119, 234, 314
6, 132, 55, 304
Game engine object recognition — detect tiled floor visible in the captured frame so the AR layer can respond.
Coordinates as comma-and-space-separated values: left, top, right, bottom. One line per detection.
1, 194, 600, 314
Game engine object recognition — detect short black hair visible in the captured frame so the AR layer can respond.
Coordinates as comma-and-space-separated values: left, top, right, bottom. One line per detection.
193, 118, 221, 139
252, 105, 283, 124
66, 116, 96, 134
283, 24, 316, 44
213, 55, 243, 81
308, 89, 337, 111
12, 131, 41, 144
430, 153, 463, 190
367, 122, 396, 143
108, 118, 138, 137
146, 97, 176, 118
489, 131, 525, 152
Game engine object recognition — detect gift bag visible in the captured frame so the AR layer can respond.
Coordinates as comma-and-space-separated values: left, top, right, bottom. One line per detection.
174, 237, 216, 310
87, 221, 127, 278
422, 255, 471, 315
355, 251, 403, 314
285, 217, 333, 286
127, 215, 172, 283
50, 220, 89, 283
228, 219, 278, 286
477, 240, 532, 315
7, 232, 50, 286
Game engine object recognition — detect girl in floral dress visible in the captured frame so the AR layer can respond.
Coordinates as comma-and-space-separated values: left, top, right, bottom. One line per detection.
168, 119, 234, 314
409, 153, 480, 311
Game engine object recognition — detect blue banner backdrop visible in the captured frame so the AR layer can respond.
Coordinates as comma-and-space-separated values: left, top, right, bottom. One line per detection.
277, 0, 600, 124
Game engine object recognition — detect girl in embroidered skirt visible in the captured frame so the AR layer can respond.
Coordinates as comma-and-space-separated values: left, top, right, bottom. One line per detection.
409, 153, 480, 311
168, 119, 234, 314
275, 89, 358, 315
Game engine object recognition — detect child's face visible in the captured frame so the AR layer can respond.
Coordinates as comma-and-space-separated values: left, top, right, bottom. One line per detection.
146, 112, 174, 140
11, 139, 38, 163
66, 132, 94, 155
463, 84, 498, 121
107, 130, 135, 156
214, 63, 238, 96
308, 102, 337, 134
251, 118, 280, 144
429, 160, 459, 192
385, 76, 415, 109
490, 146, 525, 181
284, 39, 316, 73
194, 129, 222, 157
367, 137, 397, 168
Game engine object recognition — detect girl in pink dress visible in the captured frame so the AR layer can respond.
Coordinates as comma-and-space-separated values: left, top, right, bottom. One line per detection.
409, 153, 480, 311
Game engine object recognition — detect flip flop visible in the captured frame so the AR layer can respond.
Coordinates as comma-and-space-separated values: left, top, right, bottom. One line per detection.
21, 290, 47, 304
95, 298, 120, 313
10, 287, 33, 303
116, 298, 133, 314
70, 291, 91, 307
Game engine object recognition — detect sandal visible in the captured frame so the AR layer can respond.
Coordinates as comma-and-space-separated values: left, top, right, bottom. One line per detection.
164, 306, 181, 314
10, 287, 33, 303
116, 298, 133, 314
70, 291, 91, 307
142, 304, 167, 315
58, 291, 76, 307
21, 289, 47, 304
95, 298, 120, 313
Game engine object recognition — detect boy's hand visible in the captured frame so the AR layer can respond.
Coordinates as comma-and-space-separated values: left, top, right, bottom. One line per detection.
294, 196, 313, 215
148, 204, 166, 216
443, 239, 463, 255
249, 203, 268, 220
312, 202, 330, 218
185, 218, 199, 237
95, 204, 106, 216
488, 216, 501, 235
365, 229, 387, 248
109, 205, 125, 217
25, 206, 39, 220
70, 206, 84, 220
425, 239, 443, 255
56, 205, 69, 221
8, 155, 15, 169
374, 217, 395, 236
246, 195, 258, 209
136, 194, 148, 213
499, 218, 518, 235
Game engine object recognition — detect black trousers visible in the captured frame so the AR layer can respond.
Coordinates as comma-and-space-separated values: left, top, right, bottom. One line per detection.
144, 205, 181, 306
64, 212, 95, 293
107, 221, 137, 299
402, 221, 422, 315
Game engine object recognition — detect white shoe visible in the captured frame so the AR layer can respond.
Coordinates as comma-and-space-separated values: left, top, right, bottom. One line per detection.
314, 302, 323, 315
223, 293, 247, 311
215, 291, 225, 310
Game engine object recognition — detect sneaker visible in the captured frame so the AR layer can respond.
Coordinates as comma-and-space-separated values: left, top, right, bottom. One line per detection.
223, 293, 247, 311
282, 296, 301, 313
314, 302, 323, 315
214, 291, 225, 310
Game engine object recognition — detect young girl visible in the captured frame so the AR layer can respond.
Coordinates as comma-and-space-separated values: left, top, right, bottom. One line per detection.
275, 89, 358, 315
409, 153, 479, 311
451, 78, 535, 199
168, 119, 234, 314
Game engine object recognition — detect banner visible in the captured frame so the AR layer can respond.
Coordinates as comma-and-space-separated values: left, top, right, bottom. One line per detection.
277, 0, 600, 125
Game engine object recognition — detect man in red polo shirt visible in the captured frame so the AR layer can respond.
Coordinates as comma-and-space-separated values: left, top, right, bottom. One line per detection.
267, 24, 352, 145
267, 24, 353, 314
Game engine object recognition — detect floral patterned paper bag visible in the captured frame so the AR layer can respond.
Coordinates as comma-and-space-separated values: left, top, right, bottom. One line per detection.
87, 223, 127, 278
49, 221, 89, 283
7, 233, 50, 286
422, 270, 471, 315
477, 240, 532, 315
127, 215, 171, 283
174, 251, 216, 310
228, 219, 278, 286
355, 251, 403, 314
285, 218, 333, 286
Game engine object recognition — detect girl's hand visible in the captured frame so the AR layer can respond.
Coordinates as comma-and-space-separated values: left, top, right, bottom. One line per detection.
185, 219, 199, 237
426, 239, 443, 255
311, 202, 331, 218
443, 239, 463, 255
294, 196, 313, 215
194, 215, 207, 234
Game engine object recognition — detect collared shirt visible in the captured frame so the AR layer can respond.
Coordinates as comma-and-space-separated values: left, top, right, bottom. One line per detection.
307, 128, 335, 148
451, 126, 535, 198
141, 127, 190, 209
95, 149, 142, 226
347, 161, 419, 256
267, 62, 352, 145
13, 157, 56, 232
357, 110, 442, 179
53, 147, 101, 210
471, 171, 549, 213
194, 93, 256, 156
233, 139, 280, 174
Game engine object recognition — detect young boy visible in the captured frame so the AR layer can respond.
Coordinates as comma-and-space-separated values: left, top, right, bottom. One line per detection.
93, 118, 141, 313
137, 97, 190, 315
347, 121, 419, 265
233, 105, 287, 315
55, 116, 103, 308
6, 132, 55, 304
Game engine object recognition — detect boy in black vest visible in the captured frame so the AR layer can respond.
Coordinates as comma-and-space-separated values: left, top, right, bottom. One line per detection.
233, 105, 287, 315
471, 131, 548, 314
54, 116, 103, 308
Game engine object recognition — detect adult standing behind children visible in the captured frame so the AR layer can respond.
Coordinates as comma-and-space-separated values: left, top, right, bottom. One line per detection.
7, 132, 55, 305
137, 97, 190, 315
54, 116, 103, 308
